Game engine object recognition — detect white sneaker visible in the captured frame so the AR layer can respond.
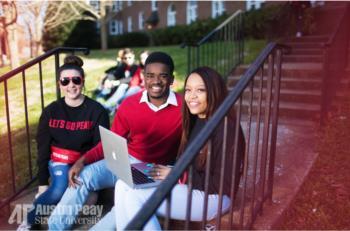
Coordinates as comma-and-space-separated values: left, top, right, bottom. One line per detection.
17, 221, 31, 231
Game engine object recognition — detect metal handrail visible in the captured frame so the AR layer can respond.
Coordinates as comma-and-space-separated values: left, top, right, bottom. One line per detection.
126, 42, 286, 230
184, 10, 244, 80
0, 47, 89, 82
197, 10, 242, 46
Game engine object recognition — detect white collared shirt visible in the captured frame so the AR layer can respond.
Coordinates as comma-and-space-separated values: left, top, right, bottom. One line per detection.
140, 90, 178, 112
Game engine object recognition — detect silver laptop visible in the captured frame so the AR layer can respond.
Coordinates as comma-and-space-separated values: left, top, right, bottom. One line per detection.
99, 126, 161, 189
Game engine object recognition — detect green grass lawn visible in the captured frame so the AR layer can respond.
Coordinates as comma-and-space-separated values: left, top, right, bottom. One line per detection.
0, 40, 266, 200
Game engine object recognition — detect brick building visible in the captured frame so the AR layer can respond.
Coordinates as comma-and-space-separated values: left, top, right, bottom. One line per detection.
99, 0, 266, 36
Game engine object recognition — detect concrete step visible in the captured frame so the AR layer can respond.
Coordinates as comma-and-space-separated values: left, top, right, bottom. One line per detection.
237, 101, 320, 120
283, 35, 329, 43
9, 187, 36, 214
291, 48, 323, 56
283, 55, 323, 63
239, 114, 317, 127
284, 42, 325, 49
237, 88, 322, 105
232, 64, 323, 78
228, 76, 323, 91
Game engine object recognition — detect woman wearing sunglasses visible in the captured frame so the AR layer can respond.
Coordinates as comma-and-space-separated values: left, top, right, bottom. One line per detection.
114, 66, 245, 230
19, 55, 109, 230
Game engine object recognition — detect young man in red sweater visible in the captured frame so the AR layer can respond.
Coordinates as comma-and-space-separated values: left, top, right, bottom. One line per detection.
48, 52, 182, 230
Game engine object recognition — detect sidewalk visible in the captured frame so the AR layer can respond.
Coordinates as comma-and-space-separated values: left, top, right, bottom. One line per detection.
253, 120, 318, 229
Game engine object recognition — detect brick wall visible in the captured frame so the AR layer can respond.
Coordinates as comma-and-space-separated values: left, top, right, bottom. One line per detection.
108, 0, 246, 34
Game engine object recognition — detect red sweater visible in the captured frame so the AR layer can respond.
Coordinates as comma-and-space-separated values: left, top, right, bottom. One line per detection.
84, 92, 182, 165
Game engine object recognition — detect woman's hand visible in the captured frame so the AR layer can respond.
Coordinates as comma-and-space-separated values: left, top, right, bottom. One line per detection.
68, 157, 85, 188
149, 164, 172, 180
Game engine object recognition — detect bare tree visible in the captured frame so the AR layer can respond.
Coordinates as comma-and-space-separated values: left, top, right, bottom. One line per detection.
17, 0, 114, 54
0, 1, 19, 69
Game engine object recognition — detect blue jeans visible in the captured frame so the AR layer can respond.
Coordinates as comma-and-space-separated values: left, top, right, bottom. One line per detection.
118, 86, 141, 105
47, 160, 118, 230
104, 83, 129, 108
28, 161, 70, 225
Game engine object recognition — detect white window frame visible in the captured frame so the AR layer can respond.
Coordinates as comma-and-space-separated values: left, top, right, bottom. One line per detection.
167, 3, 176, 26
186, 1, 198, 25
119, 21, 124, 34
246, 0, 265, 11
109, 20, 118, 35
127, 16, 133, 32
139, 12, 145, 30
151, 0, 158, 11
212, 0, 225, 18
112, 0, 122, 12
127, 0, 132, 7
89, 0, 100, 13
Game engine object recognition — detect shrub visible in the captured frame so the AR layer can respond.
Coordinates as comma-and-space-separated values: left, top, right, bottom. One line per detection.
42, 21, 77, 51
64, 20, 100, 49
107, 14, 228, 48
108, 32, 150, 48
243, 3, 316, 39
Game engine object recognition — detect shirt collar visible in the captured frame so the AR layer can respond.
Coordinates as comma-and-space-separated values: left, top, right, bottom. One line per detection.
140, 90, 178, 112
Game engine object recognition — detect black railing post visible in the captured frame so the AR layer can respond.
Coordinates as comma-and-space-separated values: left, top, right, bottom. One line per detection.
251, 66, 264, 221
22, 70, 33, 179
38, 61, 44, 111
4, 80, 16, 194
241, 13, 245, 64
259, 53, 274, 214
267, 49, 283, 200
55, 52, 61, 100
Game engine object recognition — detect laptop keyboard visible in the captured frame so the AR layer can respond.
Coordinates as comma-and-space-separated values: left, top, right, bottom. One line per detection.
131, 166, 155, 184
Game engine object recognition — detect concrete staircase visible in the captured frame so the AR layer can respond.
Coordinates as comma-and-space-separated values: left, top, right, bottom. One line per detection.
228, 35, 328, 125
227, 2, 350, 125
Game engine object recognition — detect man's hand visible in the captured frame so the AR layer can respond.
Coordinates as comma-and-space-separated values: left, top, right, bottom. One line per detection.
68, 157, 85, 188
35, 185, 49, 199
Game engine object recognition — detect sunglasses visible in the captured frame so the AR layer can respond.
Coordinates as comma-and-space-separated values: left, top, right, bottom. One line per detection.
59, 76, 83, 86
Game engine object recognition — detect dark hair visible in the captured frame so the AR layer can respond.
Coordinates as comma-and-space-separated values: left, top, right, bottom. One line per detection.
58, 55, 85, 78
144, 51, 174, 75
178, 66, 228, 166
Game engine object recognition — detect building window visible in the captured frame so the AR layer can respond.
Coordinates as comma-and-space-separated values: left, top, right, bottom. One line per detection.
89, 0, 100, 13
212, 0, 225, 18
109, 20, 118, 35
109, 20, 123, 35
151, 0, 158, 11
112, 0, 123, 12
186, 1, 198, 24
139, 12, 145, 30
128, 16, 133, 32
127, 0, 132, 7
167, 3, 176, 26
119, 21, 124, 34
246, 0, 265, 11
